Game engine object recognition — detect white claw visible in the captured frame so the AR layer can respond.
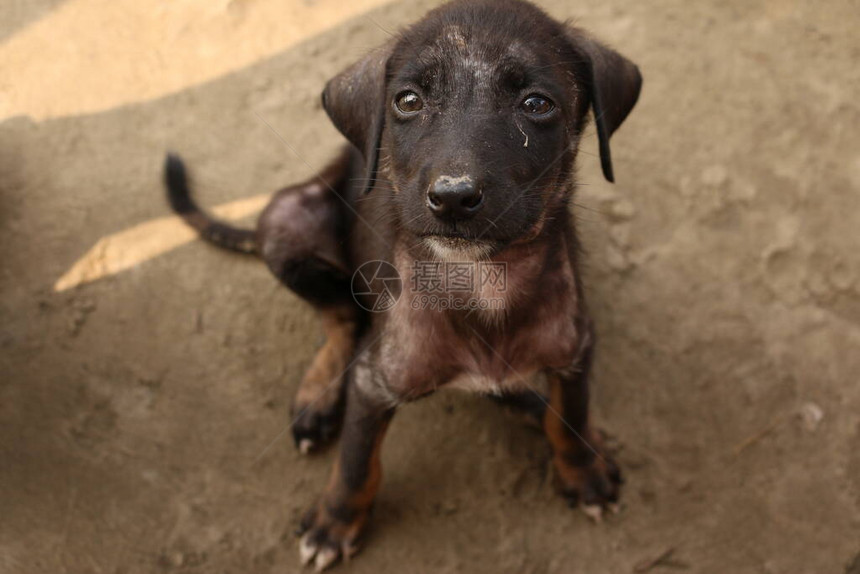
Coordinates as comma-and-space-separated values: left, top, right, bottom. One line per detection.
608, 503, 621, 515
299, 534, 317, 565
581, 503, 603, 523
314, 546, 339, 572
299, 439, 314, 455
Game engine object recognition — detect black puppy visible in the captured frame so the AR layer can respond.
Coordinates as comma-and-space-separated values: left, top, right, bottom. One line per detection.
165, 0, 641, 569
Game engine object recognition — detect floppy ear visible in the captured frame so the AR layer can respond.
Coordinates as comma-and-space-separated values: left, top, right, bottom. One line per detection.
567, 29, 642, 183
322, 44, 393, 194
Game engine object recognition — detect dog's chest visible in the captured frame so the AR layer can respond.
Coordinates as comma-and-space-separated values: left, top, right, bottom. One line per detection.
380, 256, 579, 398
381, 304, 577, 397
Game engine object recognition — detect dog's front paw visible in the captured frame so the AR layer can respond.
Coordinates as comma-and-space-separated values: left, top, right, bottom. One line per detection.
552, 434, 622, 521
291, 396, 344, 455
297, 500, 369, 571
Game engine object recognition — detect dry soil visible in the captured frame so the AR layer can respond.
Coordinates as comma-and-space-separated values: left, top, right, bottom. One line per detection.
1, 1, 859, 573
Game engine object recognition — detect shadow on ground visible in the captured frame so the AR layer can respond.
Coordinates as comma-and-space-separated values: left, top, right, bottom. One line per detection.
1, 1, 858, 573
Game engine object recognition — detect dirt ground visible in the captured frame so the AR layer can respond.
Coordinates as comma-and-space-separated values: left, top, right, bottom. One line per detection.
1, 0, 859, 573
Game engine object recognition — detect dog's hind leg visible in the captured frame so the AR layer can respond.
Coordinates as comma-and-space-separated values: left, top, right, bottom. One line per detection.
258, 149, 357, 304
257, 148, 363, 453
291, 305, 358, 453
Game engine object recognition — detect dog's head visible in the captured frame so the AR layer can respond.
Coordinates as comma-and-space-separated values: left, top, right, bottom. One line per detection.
323, 0, 641, 259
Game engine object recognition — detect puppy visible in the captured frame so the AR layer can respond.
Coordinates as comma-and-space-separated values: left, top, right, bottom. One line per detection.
165, 0, 641, 569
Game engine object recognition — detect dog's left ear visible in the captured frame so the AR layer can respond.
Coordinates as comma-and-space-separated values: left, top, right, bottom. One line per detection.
566, 29, 642, 183
322, 43, 393, 194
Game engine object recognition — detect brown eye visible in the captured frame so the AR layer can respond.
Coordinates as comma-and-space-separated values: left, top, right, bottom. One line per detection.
395, 91, 423, 115
521, 95, 554, 115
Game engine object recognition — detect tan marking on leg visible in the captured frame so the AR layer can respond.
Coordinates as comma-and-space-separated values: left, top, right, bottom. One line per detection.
543, 375, 621, 511
295, 307, 356, 407
543, 374, 586, 456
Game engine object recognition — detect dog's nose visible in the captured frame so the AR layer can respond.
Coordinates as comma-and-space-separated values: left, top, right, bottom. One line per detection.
427, 175, 484, 219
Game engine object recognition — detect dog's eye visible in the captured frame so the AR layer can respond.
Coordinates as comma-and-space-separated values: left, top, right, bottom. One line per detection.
394, 91, 424, 115
521, 95, 554, 116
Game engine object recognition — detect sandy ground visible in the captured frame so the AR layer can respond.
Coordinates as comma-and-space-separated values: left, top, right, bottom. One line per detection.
1, 1, 859, 573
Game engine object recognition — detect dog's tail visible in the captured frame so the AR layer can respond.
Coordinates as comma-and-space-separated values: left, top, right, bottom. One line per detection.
164, 153, 258, 255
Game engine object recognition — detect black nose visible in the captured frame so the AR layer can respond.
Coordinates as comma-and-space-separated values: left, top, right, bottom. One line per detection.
427, 176, 484, 219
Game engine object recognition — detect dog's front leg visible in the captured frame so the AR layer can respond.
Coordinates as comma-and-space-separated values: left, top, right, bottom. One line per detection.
297, 360, 395, 571
544, 323, 622, 519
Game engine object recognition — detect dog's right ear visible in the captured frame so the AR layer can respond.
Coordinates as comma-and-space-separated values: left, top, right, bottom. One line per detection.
322, 44, 393, 195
